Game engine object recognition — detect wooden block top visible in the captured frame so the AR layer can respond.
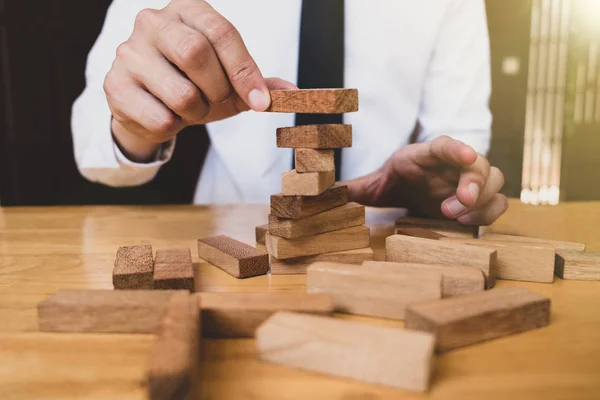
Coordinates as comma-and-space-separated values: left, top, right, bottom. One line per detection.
114, 245, 153, 275
395, 216, 478, 238
480, 232, 586, 252
38, 289, 176, 311
394, 227, 446, 240
198, 236, 265, 261
154, 248, 193, 280
281, 169, 335, 196
277, 125, 352, 149
407, 286, 550, 325
200, 292, 334, 314
270, 184, 348, 219
266, 89, 358, 114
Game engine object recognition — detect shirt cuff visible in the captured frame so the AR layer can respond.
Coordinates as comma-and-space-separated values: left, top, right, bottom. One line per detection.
113, 138, 176, 167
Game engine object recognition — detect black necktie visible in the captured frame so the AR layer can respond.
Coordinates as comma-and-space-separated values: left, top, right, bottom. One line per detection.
294, 0, 345, 181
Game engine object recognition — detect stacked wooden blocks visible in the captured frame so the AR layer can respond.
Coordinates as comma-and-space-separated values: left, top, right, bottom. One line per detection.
263, 89, 375, 274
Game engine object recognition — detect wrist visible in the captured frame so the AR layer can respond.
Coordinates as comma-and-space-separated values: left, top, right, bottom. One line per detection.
111, 119, 162, 163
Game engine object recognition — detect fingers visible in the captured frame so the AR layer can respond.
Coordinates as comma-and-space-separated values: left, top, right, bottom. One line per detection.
441, 166, 504, 220
411, 136, 478, 169
457, 194, 509, 226
118, 39, 210, 124
172, 0, 271, 111
265, 77, 298, 90
153, 20, 232, 104
454, 153, 491, 208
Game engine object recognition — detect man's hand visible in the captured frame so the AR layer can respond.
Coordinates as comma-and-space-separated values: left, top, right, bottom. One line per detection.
344, 136, 508, 226
104, 0, 296, 162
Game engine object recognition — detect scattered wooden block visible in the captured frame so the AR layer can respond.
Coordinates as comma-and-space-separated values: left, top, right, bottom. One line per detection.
295, 149, 335, 172
281, 169, 335, 196
394, 227, 446, 240
307, 262, 441, 319
441, 237, 555, 283
266, 226, 370, 260
267, 89, 359, 114
269, 203, 365, 239
480, 232, 586, 252
37, 290, 182, 333
113, 245, 154, 290
555, 250, 600, 280
271, 184, 348, 219
153, 248, 195, 291
362, 261, 484, 297
197, 235, 269, 278
147, 292, 200, 400
405, 287, 550, 352
386, 234, 497, 288
395, 216, 478, 238
270, 248, 375, 275
255, 224, 268, 245
199, 292, 334, 338
256, 311, 435, 392
276, 125, 352, 149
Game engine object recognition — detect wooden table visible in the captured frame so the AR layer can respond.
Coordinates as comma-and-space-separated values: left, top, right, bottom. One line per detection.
1, 200, 599, 400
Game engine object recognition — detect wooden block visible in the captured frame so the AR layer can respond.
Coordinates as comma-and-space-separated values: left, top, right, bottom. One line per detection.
267, 89, 358, 113
266, 226, 370, 260
394, 227, 446, 240
362, 261, 484, 297
197, 235, 269, 278
555, 250, 600, 280
395, 216, 478, 238
307, 262, 441, 319
271, 184, 348, 219
405, 287, 550, 352
281, 169, 335, 196
256, 311, 434, 392
153, 248, 195, 291
113, 245, 154, 290
276, 125, 352, 149
269, 203, 365, 239
385, 234, 497, 288
200, 292, 334, 338
441, 238, 555, 283
147, 292, 200, 400
295, 149, 335, 172
255, 224, 268, 245
480, 232, 586, 252
37, 290, 182, 333
270, 248, 375, 275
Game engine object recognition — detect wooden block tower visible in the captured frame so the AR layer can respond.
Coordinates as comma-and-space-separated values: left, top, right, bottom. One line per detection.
264, 89, 375, 274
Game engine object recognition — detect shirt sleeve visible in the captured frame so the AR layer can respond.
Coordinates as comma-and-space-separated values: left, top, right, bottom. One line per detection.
416, 0, 492, 156
70, 0, 173, 187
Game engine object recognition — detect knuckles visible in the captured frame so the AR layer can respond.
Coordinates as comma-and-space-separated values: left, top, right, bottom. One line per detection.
134, 8, 161, 31
174, 33, 211, 68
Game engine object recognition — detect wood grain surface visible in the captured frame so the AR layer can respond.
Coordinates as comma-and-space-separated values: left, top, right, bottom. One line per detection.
295, 149, 335, 172
281, 169, 335, 196
270, 184, 348, 219
276, 125, 352, 149
1, 201, 600, 400
269, 248, 375, 275
266, 89, 359, 113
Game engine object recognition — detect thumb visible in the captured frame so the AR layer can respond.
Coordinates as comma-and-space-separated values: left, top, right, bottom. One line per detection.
265, 77, 298, 90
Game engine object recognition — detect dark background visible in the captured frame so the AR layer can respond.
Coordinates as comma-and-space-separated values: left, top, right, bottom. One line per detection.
0, 0, 531, 206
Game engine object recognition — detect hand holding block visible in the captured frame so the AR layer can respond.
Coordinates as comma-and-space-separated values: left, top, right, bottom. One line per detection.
267, 89, 358, 113
147, 292, 200, 400
405, 287, 550, 352
256, 311, 435, 392
555, 250, 600, 280
269, 202, 365, 239
153, 248, 195, 291
266, 225, 370, 259
395, 216, 478, 238
277, 125, 352, 149
113, 245, 154, 289
271, 184, 348, 219
362, 261, 484, 297
282, 169, 335, 196
295, 149, 335, 172
307, 262, 442, 320
386, 234, 497, 288
441, 237, 555, 283
197, 235, 269, 278
270, 248, 375, 275
480, 232, 586, 252
199, 292, 334, 338
37, 290, 183, 333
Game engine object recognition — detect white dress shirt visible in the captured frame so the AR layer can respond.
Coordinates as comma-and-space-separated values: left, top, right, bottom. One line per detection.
71, 0, 492, 204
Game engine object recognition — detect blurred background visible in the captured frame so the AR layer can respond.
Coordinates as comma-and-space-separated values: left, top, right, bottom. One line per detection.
1, 0, 599, 206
